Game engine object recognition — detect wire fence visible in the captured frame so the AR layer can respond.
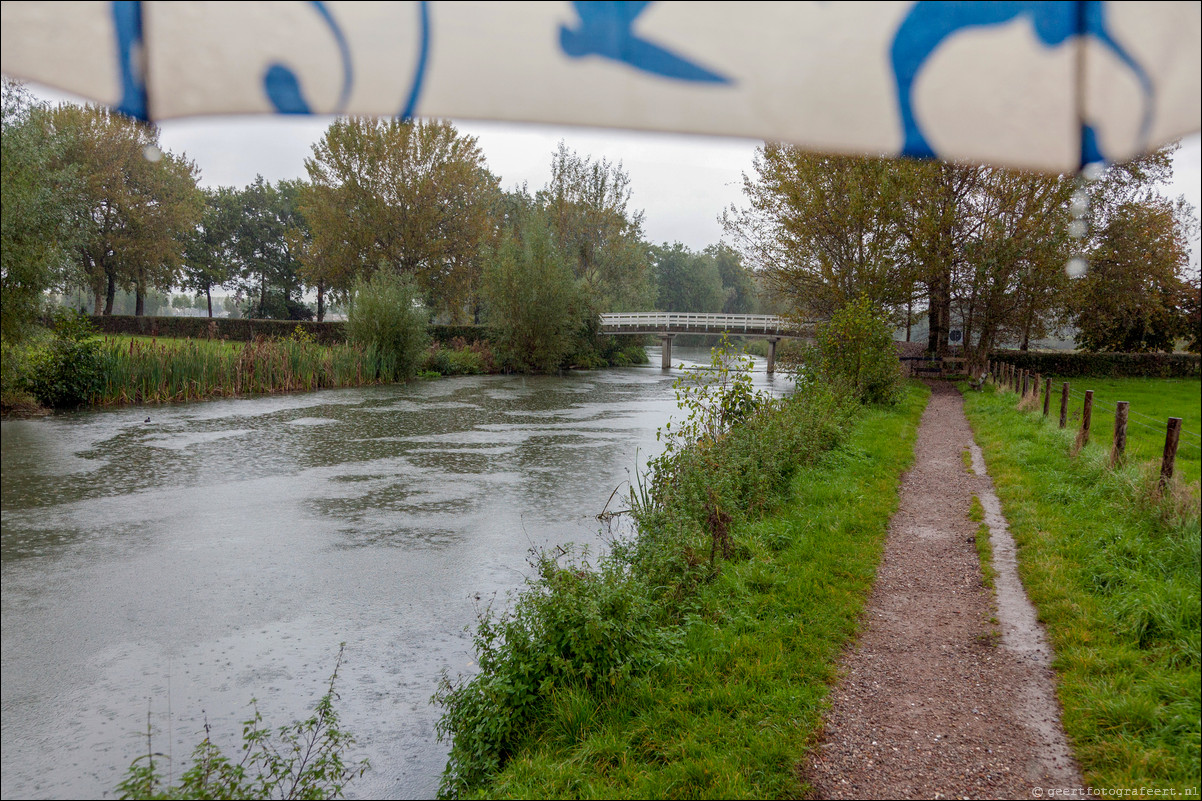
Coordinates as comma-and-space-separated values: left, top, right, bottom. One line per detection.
984, 360, 1202, 482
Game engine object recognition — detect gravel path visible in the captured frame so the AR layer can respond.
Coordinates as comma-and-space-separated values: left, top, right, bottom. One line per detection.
804, 382, 1081, 800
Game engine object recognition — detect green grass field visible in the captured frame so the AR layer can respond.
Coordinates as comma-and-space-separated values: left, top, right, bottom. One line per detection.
964, 384, 1200, 795
1040, 377, 1201, 486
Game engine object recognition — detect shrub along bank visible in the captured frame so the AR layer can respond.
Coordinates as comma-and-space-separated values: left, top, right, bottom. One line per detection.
963, 385, 1200, 793
433, 329, 927, 798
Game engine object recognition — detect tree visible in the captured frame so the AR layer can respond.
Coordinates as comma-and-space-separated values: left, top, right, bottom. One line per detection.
650, 242, 724, 313
724, 147, 915, 324
302, 118, 499, 322
1072, 195, 1195, 352
47, 103, 201, 316
706, 242, 758, 314
182, 186, 239, 317
483, 207, 582, 373
950, 167, 1074, 362
539, 142, 653, 313
1, 80, 83, 340
229, 176, 312, 320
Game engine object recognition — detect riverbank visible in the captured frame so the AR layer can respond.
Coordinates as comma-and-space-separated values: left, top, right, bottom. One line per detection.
436, 381, 929, 798
0, 330, 647, 413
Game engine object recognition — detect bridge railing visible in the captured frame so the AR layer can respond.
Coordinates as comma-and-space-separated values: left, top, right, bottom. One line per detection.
599, 312, 798, 332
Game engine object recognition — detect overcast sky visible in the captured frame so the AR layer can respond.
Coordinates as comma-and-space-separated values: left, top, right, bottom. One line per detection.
25, 82, 1202, 264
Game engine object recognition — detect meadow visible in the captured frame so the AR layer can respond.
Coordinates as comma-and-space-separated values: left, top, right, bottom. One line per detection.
1041, 376, 1202, 485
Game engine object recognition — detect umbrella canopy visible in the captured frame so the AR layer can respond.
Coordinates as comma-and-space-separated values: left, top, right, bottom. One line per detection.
2, 1, 1199, 172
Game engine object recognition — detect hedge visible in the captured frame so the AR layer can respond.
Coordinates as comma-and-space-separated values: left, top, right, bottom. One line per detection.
84, 315, 492, 347
988, 349, 1200, 378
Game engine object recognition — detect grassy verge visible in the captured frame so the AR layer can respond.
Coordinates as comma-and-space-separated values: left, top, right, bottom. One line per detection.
963, 384, 1200, 794
439, 382, 929, 799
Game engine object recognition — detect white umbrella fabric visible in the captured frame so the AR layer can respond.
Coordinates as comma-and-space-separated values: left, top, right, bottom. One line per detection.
2, 1, 1199, 172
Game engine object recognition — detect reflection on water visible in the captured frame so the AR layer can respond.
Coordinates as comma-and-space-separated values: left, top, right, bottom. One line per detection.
0, 348, 789, 799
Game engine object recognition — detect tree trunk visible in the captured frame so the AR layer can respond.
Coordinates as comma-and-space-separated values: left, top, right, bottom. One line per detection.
926, 270, 951, 355
906, 295, 913, 342
104, 271, 116, 316
135, 282, 145, 316
93, 286, 103, 315
206, 288, 213, 318
316, 280, 326, 322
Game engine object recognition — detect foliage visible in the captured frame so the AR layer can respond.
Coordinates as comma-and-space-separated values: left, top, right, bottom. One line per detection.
422, 338, 496, 376
117, 645, 368, 800
483, 207, 582, 373
230, 176, 313, 321
723, 147, 913, 322
302, 118, 499, 322
539, 141, 653, 313
963, 386, 1199, 792
806, 296, 902, 405
87, 335, 373, 404
990, 349, 1200, 379
707, 242, 759, 314
724, 143, 1191, 360
650, 242, 726, 313
20, 309, 106, 408
182, 186, 240, 317
0, 336, 44, 413
46, 102, 202, 316
1, 79, 83, 341
346, 271, 430, 381
1072, 195, 1196, 352
436, 385, 928, 799
434, 548, 671, 797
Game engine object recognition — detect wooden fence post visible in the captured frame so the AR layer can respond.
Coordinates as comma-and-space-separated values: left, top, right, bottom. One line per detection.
1159, 418, 1182, 492
1059, 382, 1069, 428
1080, 390, 1094, 446
1034, 372, 1042, 402
1111, 401, 1128, 466
1022, 370, 1030, 397
1043, 376, 1051, 417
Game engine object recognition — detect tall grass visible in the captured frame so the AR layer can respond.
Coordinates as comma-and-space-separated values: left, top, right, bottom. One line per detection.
963, 384, 1200, 793
93, 335, 375, 405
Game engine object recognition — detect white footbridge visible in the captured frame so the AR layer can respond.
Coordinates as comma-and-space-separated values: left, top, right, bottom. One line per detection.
598, 312, 812, 373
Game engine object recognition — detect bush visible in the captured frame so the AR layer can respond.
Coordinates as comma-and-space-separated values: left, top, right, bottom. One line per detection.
117, 646, 368, 800
346, 271, 430, 382
988, 349, 1200, 378
0, 336, 43, 413
21, 309, 107, 408
483, 210, 583, 373
807, 296, 902, 404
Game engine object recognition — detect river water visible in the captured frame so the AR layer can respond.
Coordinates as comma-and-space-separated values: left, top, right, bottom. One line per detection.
0, 347, 789, 799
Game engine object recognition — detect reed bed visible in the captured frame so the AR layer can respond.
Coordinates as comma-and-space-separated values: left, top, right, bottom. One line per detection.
95, 336, 376, 405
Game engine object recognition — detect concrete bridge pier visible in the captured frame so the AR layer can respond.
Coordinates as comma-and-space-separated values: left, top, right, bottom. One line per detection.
766, 337, 780, 375
660, 334, 675, 370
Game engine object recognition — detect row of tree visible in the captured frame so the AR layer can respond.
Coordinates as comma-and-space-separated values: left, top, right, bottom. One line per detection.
724, 144, 1200, 356
2, 83, 769, 361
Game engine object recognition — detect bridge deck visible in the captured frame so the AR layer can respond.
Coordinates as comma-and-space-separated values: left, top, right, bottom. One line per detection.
599, 312, 809, 337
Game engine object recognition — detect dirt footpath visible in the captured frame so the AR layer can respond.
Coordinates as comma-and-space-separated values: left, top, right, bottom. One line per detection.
804, 382, 1080, 800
